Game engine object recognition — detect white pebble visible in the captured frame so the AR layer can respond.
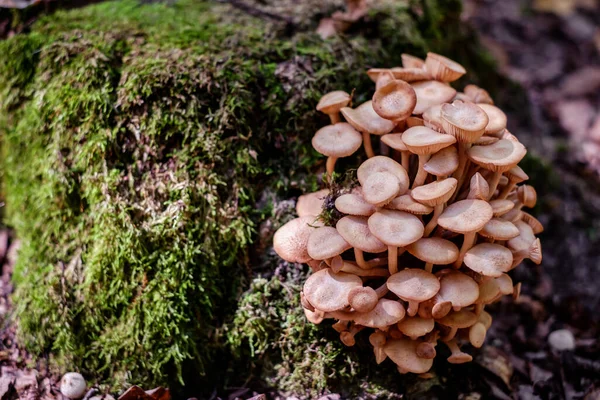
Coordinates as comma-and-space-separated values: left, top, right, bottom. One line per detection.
60, 372, 87, 399
548, 329, 575, 351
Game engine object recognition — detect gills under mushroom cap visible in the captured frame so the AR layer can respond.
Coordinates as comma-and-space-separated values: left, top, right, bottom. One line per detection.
441, 100, 489, 142
424, 52, 466, 83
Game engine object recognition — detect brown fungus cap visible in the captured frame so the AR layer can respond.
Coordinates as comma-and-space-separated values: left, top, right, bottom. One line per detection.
390, 67, 432, 82
384, 339, 434, 374
341, 101, 396, 135
467, 172, 489, 200
381, 133, 408, 151
367, 68, 391, 83
441, 100, 489, 143
479, 218, 520, 240
303, 269, 362, 312
348, 286, 379, 313
372, 80, 417, 121
362, 171, 402, 207
316, 90, 351, 115
412, 81, 457, 115
463, 243, 513, 277
273, 216, 321, 263
476, 103, 507, 135
297, 189, 329, 217
437, 199, 493, 234
357, 156, 409, 190
475, 136, 500, 146
353, 298, 406, 328
437, 309, 478, 329
521, 212, 544, 234
424, 146, 459, 177
411, 178, 458, 207
402, 126, 457, 155
406, 237, 459, 266
489, 199, 515, 217
335, 192, 376, 216
401, 53, 425, 68
422, 104, 445, 133
464, 84, 494, 105
387, 269, 440, 302
397, 317, 435, 339
368, 209, 424, 247
307, 226, 352, 261
336, 215, 387, 253
424, 52, 466, 83
505, 165, 529, 184
518, 185, 538, 208
437, 270, 479, 308
388, 193, 434, 215
312, 123, 362, 157
467, 139, 527, 173
508, 220, 536, 254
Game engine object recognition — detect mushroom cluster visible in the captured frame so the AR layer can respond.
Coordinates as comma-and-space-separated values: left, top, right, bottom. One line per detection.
274, 52, 543, 374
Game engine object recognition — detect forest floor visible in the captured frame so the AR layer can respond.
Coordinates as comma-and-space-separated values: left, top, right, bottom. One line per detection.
1, 0, 600, 399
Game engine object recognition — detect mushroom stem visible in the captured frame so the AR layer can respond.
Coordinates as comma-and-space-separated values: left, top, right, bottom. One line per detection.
486, 171, 502, 200
424, 203, 444, 236
407, 300, 420, 317
326, 156, 338, 177
388, 246, 398, 274
340, 262, 390, 277
412, 154, 431, 188
332, 320, 350, 332
329, 255, 344, 272
442, 327, 458, 342
363, 131, 375, 158
453, 231, 477, 268
340, 324, 365, 347
354, 248, 368, 269
329, 113, 341, 124
401, 151, 410, 172
451, 142, 470, 202
474, 303, 485, 316
424, 262, 433, 273
375, 283, 389, 298
498, 180, 516, 199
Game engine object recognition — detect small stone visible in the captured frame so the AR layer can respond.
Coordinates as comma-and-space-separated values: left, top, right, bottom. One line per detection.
548, 329, 575, 351
60, 372, 86, 399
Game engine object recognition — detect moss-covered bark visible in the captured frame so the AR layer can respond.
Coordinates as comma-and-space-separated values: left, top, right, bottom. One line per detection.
0, 0, 498, 396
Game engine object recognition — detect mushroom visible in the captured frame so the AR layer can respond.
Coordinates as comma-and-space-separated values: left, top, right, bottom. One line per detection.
478, 218, 520, 242
347, 284, 389, 312
406, 116, 425, 128
387, 268, 440, 316
445, 338, 473, 364
368, 209, 424, 274
472, 277, 501, 315
362, 171, 402, 207
437, 199, 493, 268
341, 101, 395, 158
312, 123, 363, 176
338, 261, 390, 277
301, 290, 315, 311
273, 216, 322, 263
380, 133, 411, 170
352, 298, 406, 329
402, 126, 457, 188
303, 268, 363, 312
375, 70, 396, 91
60, 373, 87, 400
356, 156, 410, 194
397, 316, 435, 340
466, 172, 489, 201
304, 307, 325, 324
411, 178, 458, 235
387, 192, 434, 216
436, 270, 479, 312
406, 237, 459, 273
412, 81, 457, 115
384, 339, 434, 374
401, 53, 425, 68
437, 309, 478, 341
513, 282, 522, 302
422, 104, 445, 133
370, 330, 388, 364
476, 103, 507, 136
307, 226, 352, 267
316, 90, 351, 124
424, 52, 466, 83
489, 199, 515, 217
340, 323, 365, 347
521, 211, 544, 234
372, 79, 417, 121
335, 191, 376, 216
336, 215, 387, 269
498, 166, 529, 199
464, 84, 494, 104
366, 68, 391, 83
297, 189, 329, 217
390, 67, 432, 82
423, 146, 459, 180
416, 331, 440, 359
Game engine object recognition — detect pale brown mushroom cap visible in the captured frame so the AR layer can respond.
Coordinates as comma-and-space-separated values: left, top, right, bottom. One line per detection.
353, 298, 406, 328
467, 139, 527, 172
375, 70, 396, 91
390, 67, 432, 82
475, 136, 500, 146
479, 218, 520, 240
387, 268, 440, 302
507, 220, 536, 253
424, 146, 459, 177
348, 286, 379, 312
505, 165, 529, 184
341, 101, 396, 135
407, 116, 425, 128
518, 185, 538, 208
422, 104, 445, 133
368, 209, 424, 247
441, 100, 489, 142
464, 84, 494, 105
381, 133, 408, 151
437, 270, 479, 308
402, 126, 457, 155
495, 273, 514, 295
521, 211, 544, 234
372, 80, 417, 121
362, 171, 402, 207
370, 331, 387, 347
437, 309, 478, 328
469, 322, 487, 348
307, 226, 352, 260
303, 268, 363, 312
412, 81, 457, 115
357, 156, 409, 190
464, 243, 513, 277
467, 172, 489, 200
367, 68, 391, 83
336, 215, 387, 253
401, 53, 425, 69
476, 103, 507, 135
406, 237, 459, 265
335, 192, 377, 216
316, 90, 351, 115
312, 123, 363, 157
384, 339, 434, 374
424, 52, 466, 83
489, 199, 515, 217
297, 189, 329, 217
477, 279, 501, 303
411, 178, 458, 207
397, 316, 435, 338
387, 193, 434, 215
273, 216, 321, 263
437, 199, 493, 234
304, 307, 325, 324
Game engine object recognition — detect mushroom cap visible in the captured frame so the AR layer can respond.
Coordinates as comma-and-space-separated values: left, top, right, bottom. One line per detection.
390, 67, 432, 82
348, 286, 379, 312
307, 226, 352, 260
469, 322, 487, 348
505, 165, 529, 184
477, 103, 507, 135
518, 185, 537, 208
401, 53, 425, 69
422, 103, 445, 132
375, 70, 396, 91
387, 268, 440, 302
381, 133, 408, 151
465, 84, 494, 105
407, 116, 425, 127
412, 81, 457, 115
479, 218, 520, 240
397, 316, 435, 338
467, 172, 489, 200
521, 211, 544, 234
438, 271, 479, 307
406, 237, 459, 265
495, 273, 514, 295
384, 339, 434, 374
467, 139, 527, 173
362, 171, 402, 207
508, 220, 536, 253
411, 178, 458, 207
357, 156, 409, 191
368, 209, 424, 247
341, 101, 396, 135
304, 307, 325, 324
312, 123, 362, 158
273, 216, 321, 263
303, 268, 363, 312
479, 310, 493, 329
489, 199, 515, 217
441, 100, 489, 142
336, 215, 387, 253
477, 279, 501, 304
370, 331, 387, 347
475, 135, 500, 146
424, 146, 459, 177
60, 373, 87, 400
353, 298, 406, 328
424, 52, 466, 83
464, 243, 513, 277
335, 192, 376, 216
297, 189, 329, 217
372, 79, 417, 120
437, 199, 493, 234
402, 126, 457, 155
316, 90, 351, 115
366, 68, 390, 82
387, 193, 434, 215
437, 309, 478, 328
